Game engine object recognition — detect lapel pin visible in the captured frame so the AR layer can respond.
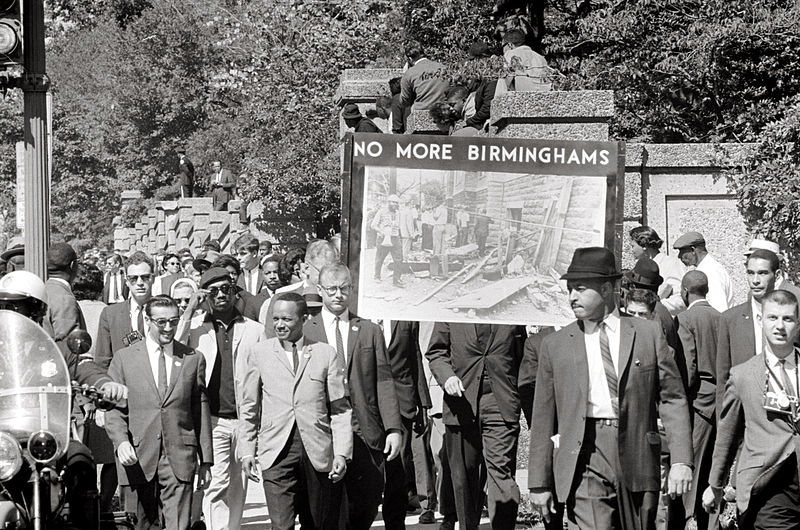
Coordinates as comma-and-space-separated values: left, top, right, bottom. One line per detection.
634, 359, 641, 366
304, 352, 310, 358
352, 326, 358, 332
174, 361, 182, 367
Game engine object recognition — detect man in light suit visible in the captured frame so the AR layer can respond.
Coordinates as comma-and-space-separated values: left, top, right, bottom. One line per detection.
209, 160, 236, 211
235, 234, 269, 296
674, 270, 721, 530
427, 321, 527, 530
105, 295, 213, 530
716, 248, 782, 414
303, 263, 403, 530
43, 242, 85, 344
704, 290, 800, 526
529, 247, 693, 530
102, 253, 129, 304
240, 293, 352, 530
177, 266, 264, 530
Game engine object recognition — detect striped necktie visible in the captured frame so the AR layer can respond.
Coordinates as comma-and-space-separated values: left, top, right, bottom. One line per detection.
598, 322, 619, 416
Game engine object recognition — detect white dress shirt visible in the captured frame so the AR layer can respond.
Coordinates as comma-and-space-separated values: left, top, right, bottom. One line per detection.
583, 310, 621, 419
765, 345, 798, 397
372, 319, 393, 348
106, 272, 126, 303
321, 307, 349, 361
280, 337, 304, 370
652, 252, 687, 316
244, 267, 260, 296
697, 253, 735, 312
751, 297, 764, 356
130, 299, 146, 335
145, 335, 173, 392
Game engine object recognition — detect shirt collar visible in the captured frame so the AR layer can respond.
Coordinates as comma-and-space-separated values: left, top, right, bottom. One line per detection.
583, 309, 620, 333
129, 298, 144, 314
50, 277, 72, 290
207, 309, 244, 329
687, 299, 706, 310
281, 336, 304, 352
145, 334, 173, 357
321, 306, 349, 327
765, 344, 799, 370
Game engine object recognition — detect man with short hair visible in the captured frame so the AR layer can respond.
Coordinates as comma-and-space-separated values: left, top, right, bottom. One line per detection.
239, 293, 352, 530
630, 225, 686, 315
43, 242, 86, 344
105, 295, 213, 530
178, 267, 264, 530
529, 247, 692, 530
400, 40, 449, 111
675, 270, 721, 530
744, 238, 800, 300
716, 248, 782, 412
502, 29, 549, 91
673, 231, 734, 312
209, 160, 236, 211
178, 147, 195, 198
703, 290, 800, 527
102, 253, 128, 304
624, 288, 658, 320
235, 234, 268, 296
372, 195, 404, 287
258, 240, 274, 267
304, 263, 404, 530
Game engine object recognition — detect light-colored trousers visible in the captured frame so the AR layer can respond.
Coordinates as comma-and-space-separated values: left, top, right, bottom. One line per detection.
203, 416, 248, 530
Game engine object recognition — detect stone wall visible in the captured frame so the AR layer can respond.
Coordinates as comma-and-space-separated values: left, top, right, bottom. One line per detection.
336, 71, 754, 300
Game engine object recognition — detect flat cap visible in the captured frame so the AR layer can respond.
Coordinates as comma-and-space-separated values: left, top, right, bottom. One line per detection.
672, 231, 705, 249
200, 267, 233, 289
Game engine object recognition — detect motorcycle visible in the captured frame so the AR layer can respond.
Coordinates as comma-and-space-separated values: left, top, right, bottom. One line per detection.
0, 310, 133, 529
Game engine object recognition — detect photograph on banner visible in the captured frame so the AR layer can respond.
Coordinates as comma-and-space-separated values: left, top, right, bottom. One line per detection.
343, 134, 621, 327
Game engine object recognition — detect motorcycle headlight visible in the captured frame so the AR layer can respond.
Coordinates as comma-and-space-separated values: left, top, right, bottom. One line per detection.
28, 431, 58, 464
0, 432, 22, 481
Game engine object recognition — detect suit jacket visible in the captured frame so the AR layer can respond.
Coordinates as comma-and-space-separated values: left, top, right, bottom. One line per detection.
676, 300, 721, 419
519, 327, 556, 426
716, 301, 756, 416
465, 78, 498, 130
95, 301, 137, 370
104, 340, 213, 485
386, 321, 432, 419
304, 313, 403, 450
210, 168, 235, 207
154, 272, 183, 297
102, 272, 129, 305
528, 317, 692, 501
399, 58, 449, 111
709, 353, 800, 513
355, 117, 382, 133
43, 278, 86, 342
426, 323, 527, 426
237, 268, 269, 297
237, 337, 353, 471
179, 156, 195, 186
176, 311, 264, 419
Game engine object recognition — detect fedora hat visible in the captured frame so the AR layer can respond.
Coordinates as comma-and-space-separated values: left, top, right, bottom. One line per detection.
561, 247, 622, 281
625, 258, 663, 289
342, 103, 362, 120
0, 236, 24, 262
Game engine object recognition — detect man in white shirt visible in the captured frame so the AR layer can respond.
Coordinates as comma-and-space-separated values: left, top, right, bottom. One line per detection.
673, 231, 734, 312
103, 253, 128, 304
234, 234, 266, 296
704, 290, 800, 527
629, 225, 687, 315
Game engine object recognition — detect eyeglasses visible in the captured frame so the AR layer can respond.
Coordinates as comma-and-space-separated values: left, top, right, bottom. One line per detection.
149, 317, 181, 329
207, 284, 234, 297
175, 298, 192, 305
320, 284, 352, 296
126, 274, 153, 284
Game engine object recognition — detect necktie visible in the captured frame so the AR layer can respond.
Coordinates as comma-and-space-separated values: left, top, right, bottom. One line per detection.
334, 316, 346, 368
598, 322, 619, 416
779, 359, 796, 398
157, 347, 168, 400
292, 343, 299, 374
136, 306, 145, 335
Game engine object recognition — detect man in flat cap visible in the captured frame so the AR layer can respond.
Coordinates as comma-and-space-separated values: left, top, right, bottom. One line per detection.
529, 247, 693, 530
343, 103, 382, 133
672, 231, 733, 312
43, 242, 86, 346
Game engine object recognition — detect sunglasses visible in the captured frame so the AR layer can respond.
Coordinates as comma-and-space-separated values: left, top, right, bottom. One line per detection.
174, 298, 192, 305
207, 284, 235, 297
320, 284, 352, 296
126, 274, 153, 284
149, 317, 181, 329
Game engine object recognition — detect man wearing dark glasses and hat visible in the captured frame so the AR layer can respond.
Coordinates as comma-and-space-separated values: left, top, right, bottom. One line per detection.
528, 247, 693, 530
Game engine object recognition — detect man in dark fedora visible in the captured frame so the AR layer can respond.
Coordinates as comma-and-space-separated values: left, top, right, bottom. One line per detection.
342, 102, 382, 133
529, 247, 693, 530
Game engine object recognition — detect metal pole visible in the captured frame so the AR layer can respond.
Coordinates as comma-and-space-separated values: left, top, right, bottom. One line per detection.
22, 0, 49, 278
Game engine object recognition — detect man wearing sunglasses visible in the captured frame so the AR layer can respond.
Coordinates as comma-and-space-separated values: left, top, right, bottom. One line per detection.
105, 295, 213, 530
177, 267, 265, 530
304, 262, 403, 530
94, 250, 156, 513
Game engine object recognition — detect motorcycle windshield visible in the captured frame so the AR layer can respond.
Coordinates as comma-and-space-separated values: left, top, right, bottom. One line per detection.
0, 310, 71, 460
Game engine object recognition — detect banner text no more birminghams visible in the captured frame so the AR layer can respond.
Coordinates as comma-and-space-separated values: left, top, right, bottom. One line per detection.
349, 133, 619, 177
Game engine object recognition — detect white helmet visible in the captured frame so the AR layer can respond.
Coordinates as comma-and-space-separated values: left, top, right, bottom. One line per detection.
0, 270, 47, 306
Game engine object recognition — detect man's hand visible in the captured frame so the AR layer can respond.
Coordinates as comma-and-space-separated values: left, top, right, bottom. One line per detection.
530, 491, 556, 523
701, 486, 723, 513
667, 463, 693, 498
444, 376, 465, 397
99, 381, 128, 402
117, 441, 138, 466
328, 456, 347, 483
384, 432, 402, 461
242, 456, 261, 483
197, 463, 213, 490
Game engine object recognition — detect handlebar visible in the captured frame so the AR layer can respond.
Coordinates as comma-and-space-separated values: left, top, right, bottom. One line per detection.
71, 381, 117, 411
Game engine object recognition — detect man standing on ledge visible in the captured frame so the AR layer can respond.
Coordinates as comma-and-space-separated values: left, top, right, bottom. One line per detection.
672, 231, 734, 312
529, 247, 693, 529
